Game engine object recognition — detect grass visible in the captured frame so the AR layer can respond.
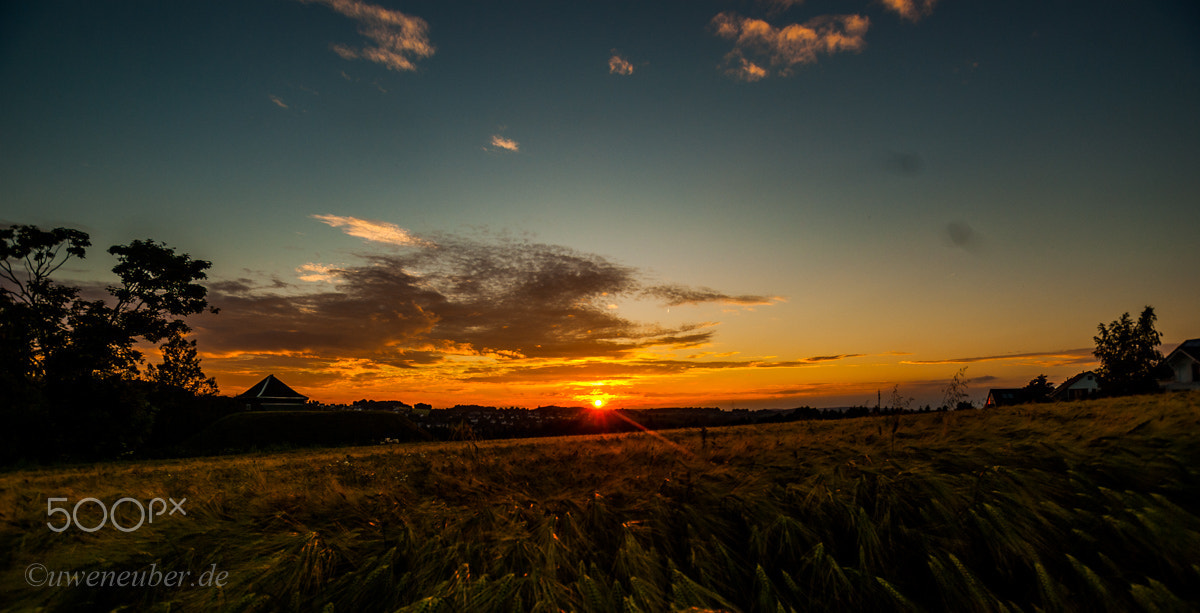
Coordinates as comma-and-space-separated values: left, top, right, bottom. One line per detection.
2, 392, 1199, 612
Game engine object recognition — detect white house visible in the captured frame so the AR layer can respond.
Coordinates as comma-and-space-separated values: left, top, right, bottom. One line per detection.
1050, 371, 1101, 402
1161, 339, 1200, 391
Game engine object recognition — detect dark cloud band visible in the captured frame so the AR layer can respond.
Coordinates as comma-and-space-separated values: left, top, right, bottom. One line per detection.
196, 233, 781, 370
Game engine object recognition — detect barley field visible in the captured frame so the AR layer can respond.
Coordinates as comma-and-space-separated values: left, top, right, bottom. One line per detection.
2, 392, 1199, 612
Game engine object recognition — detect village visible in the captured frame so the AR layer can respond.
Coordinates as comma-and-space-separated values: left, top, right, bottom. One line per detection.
234, 374, 790, 438
229, 338, 1200, 442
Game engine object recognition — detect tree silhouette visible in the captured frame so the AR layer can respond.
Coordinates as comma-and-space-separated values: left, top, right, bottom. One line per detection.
1093, 306, 1163, 395
108, 239, 216, 343
1022, 374, 1055, 402
0, 225, 90, 378
146, 333, 218, 395
1, 224, 218, 460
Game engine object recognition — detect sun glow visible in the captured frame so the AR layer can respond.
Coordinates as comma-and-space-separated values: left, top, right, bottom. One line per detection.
593, 398, 605, 408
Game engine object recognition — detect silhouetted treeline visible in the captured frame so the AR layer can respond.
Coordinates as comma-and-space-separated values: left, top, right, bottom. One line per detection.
378, 403, 946, 443
1, 225, 226, 464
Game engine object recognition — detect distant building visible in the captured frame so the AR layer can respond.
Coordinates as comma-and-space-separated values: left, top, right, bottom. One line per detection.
1049, 371, 1101, 402
237, 374, 309, 410
1161, 339, 1200, 391
984, 389, 1034, 408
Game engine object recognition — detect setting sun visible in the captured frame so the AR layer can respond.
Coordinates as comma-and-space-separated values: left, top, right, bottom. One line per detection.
593, 399, 605, 409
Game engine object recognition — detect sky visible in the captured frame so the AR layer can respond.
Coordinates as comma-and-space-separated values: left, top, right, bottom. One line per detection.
2, 0, 1198, 409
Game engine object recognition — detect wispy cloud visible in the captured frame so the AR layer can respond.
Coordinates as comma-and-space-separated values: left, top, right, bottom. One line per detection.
881, 0, 939, 22
608, 52, 634, 76
297, 263, 339, 282
758, 0, 806, 14
803, 353, 866, 362
725, 57, 769, 82
944, 221, 982, 252
902, 348, 1095, 367
300, 0, 434, 72
458, 355, 838, 385
711, 12, 869, 81
646, 284, 782, 307
881, 149, 923, 175
269, 95, 289, 109
311, 214, 432, 247
489, 135, 520, 153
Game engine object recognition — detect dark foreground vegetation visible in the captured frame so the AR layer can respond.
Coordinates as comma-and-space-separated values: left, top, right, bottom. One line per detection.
184, 410, 433, 454
1, 224, 225, 464
2, 392, 1198, 612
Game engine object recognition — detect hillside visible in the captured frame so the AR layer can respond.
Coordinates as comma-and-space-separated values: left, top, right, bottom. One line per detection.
182, 409, 431, 454
2, 392, 1198, 612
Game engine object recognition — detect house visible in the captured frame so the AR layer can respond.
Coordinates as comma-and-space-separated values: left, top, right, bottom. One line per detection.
237, 374, 309, 410
984, 388, 1035, 408
1049, 371, 1101, 402
1161, 338, 1200, 391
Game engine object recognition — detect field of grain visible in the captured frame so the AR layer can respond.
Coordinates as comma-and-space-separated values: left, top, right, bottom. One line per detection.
2, 392, 1199, 612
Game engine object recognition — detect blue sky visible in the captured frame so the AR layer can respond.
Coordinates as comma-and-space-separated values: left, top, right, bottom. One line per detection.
2, 0, 1198, 408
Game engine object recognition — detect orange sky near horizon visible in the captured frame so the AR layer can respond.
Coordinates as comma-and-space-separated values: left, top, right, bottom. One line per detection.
183, 215, 1184, 410
176, 215, 1194, 411
204, 347, 1104, 410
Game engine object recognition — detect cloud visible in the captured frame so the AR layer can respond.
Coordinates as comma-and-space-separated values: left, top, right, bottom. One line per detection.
297, 263, 339, 282
803, 353, 866, 362
197, 232, 782, 374
269, 95, 289, 109
725, 57, 769, 82
943, 221, 982, 252
902, 348, 1096, 367
608, 52, 634, 76
312, 214, 432, 247
645, 284, 782, 307
881, 150, 923, 175
711, 12, 869, 81
459, 355, 851, 385
758, 0, 806, 13
881, 0, 939, 22
488, 135, 519, 153
300, 0, 434, 72
207, 277, 291, 294
461, 359, 741, 384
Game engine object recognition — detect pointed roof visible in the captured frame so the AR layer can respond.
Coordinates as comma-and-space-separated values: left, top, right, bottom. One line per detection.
1049, 371, 1099, 400
237, 374, 307, 400
1165, 339, 1200, 364
985, 388, 1033, 407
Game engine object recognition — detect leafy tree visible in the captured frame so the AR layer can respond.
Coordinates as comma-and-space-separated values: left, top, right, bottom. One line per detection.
1, 225, 218, 460
0, 225, 90, 378
108, 239, 216, 343
1, 232, 216, 382
1093, 306, 1163, 395
146, 333, 218, 395
1022, 374, 1055, 402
